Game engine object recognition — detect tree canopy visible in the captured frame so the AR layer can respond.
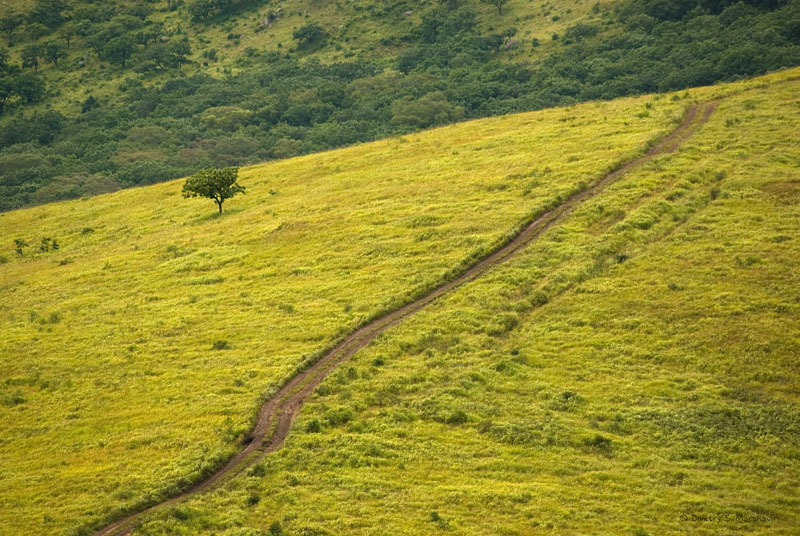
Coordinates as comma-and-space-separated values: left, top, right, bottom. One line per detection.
181, 167, 245, 213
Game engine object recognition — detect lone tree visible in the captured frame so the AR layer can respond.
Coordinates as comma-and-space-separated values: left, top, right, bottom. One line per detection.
182, 166, 245, 213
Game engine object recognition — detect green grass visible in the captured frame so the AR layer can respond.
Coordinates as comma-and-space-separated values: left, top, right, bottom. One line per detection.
0, 89, 688, 535
116, 69, 798, 535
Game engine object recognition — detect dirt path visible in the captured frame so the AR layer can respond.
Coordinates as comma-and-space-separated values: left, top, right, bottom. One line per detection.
92, 101, 716, 536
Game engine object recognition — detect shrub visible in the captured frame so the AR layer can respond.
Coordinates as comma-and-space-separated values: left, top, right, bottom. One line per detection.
305, 419, 322, 433
446, 410, 468, 425
13, 238, 28, 256
212, 340, 230, 350
530, 290, 549, 307
324, 407, 354, 426
293, 23, 328, 47
583, 433, 613, 452
248, 463, 267, 477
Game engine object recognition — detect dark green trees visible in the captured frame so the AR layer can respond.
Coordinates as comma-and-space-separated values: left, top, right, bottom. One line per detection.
293, 23, 328, 47
481, 0, 509, 14
182, 167, 245, 213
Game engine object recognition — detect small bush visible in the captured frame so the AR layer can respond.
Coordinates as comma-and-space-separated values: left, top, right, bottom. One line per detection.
583, 433, 613, 452
170, 506, 191, 520
530, 290, 549, 307
212, 340, 230, 350
246, 491, 260, 506
39, 237, 59, 252
248, 463, 267, 477
324, 407, 354, 426
305, 419, 322, 433
446, 410, 468, 425
3, 391, 26, 406
13, 238, 28, 256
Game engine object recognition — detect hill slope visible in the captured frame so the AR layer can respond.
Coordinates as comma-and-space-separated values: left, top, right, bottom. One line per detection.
121, 69, 799, 536
0, 86, 691, 535
1, 67, 798, 536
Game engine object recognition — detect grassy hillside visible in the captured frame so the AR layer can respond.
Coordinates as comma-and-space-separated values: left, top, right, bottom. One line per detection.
1, 0, 799, 211
116, 68, 799, 536
0, 89, 689, 535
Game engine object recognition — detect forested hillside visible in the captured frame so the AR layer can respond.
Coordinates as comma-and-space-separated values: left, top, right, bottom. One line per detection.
1, 0, 799, 211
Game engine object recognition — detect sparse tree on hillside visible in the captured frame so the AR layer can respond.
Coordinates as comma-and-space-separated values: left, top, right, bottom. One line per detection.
292, 23, 328, 47
42, 40, 66, 66
482, 0, 509, 14
13, 72, 46, 103
103, 36, 134, 67
21, 45, 40, 71
0, 13, 24, 39
29, 0, 68, 28
26, 22, 50, 41
60, 21, 76, 48
182, 167, 245, 213
439, 0, 461, 10
0, 79, 13, 113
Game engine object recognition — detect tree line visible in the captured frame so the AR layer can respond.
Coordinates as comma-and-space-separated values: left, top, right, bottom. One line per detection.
1, 0, 799, 211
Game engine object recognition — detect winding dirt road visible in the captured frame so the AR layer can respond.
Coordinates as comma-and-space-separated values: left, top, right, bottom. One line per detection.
93, 101, 716, 536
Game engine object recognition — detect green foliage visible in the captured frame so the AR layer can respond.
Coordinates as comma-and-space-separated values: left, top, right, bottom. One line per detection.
391, 92, 465, 129
182, 166, 245, 213
482, 0, 510, 14
13, 238, 28, 256
29, 0, 69, 29
103, 36, 135, 67
211, 340, 230, 350
1, 0, 800, 212
0, 14, 24, 38
21, 45, 40, 71
38, 237, 59, 252
292, 23, 328, 47
41, 40, 65, 66
189, 0, 235, 22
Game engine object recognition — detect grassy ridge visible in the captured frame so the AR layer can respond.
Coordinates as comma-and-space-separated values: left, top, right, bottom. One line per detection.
0, 91, 685, 535
120, 69, 800, 535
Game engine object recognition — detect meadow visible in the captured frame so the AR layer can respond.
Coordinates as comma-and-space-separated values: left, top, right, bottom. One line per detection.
0, 91, 686, 535
115, 70, 800, 535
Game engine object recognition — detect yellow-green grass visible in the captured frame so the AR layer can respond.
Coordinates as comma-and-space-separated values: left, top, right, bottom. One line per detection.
0, 91, 685, 534
122, 70, 800, 535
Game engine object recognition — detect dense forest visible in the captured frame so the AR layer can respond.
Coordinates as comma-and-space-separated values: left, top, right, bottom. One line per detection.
1, 0, 799, 211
